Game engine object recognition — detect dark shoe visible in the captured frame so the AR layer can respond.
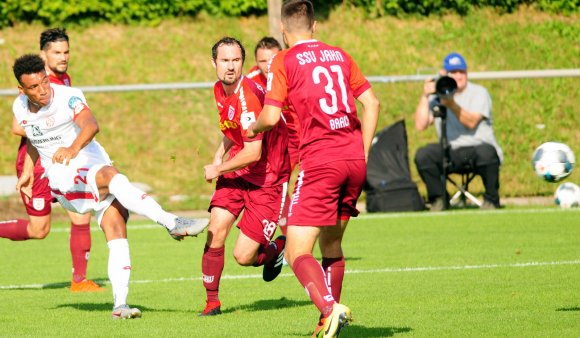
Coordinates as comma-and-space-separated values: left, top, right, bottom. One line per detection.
263, 235, 286, 282
480, 200, 499, 210
430, 197, 445, 212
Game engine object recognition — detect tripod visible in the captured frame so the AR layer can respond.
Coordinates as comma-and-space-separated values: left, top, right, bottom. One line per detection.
433, 103, 451, 210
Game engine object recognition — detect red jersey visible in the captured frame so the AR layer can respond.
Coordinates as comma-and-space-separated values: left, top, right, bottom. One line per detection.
16, 72, 72, 172
247, 65, 301, 166
213, 76, 290, 187
247, 65, 267, 89
265, 40, 371, 169
49, 72, 71, 86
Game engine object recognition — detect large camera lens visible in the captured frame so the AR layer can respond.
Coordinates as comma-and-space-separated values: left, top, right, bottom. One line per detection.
435, 76, 457, 96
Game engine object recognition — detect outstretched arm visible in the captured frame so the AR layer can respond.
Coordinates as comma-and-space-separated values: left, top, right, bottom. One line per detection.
52, 107, 99, 164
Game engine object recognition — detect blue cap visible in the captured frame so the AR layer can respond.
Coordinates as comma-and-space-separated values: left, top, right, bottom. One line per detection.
443, 52, 467, 72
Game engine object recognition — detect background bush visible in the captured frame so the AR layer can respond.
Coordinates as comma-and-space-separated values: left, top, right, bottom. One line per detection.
0, 6, 578, 211
0, 0, 577, 28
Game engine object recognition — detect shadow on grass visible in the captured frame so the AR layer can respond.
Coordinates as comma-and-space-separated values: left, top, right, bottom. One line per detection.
222, 297, 310, 314
2, 278, 108, 291
287, 325, 412, 337
54, 302, 179, 314
556, 306, 580, 312
345, 325, 412, 337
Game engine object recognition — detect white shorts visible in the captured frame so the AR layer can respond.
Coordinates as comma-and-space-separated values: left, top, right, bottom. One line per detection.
47, 157, 115, 226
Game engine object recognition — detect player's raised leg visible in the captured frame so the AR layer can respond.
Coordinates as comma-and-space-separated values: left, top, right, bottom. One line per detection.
95, 166, 209, 240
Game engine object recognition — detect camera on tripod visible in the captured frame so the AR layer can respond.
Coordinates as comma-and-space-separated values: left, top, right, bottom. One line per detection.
429, 75, 457, 118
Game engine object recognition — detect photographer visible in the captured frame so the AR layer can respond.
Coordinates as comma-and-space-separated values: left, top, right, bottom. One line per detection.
414, 52, 503, 211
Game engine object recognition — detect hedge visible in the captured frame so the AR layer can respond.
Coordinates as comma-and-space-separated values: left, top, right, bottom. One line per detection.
0, 0, 577, 28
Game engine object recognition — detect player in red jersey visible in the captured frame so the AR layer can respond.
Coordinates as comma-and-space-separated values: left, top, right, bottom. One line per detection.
248, 36, 301, 171
199, 37, 291, 316
0, 28, 101, 292
248, 1, 380, 337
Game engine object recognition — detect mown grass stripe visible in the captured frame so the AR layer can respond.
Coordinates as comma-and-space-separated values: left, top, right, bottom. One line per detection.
2, 259, 579, 290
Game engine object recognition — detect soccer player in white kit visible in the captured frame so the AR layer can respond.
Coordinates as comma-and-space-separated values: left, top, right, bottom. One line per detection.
12, 54, 209, 319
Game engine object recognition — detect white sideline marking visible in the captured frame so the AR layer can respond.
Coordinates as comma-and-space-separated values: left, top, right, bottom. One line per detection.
42, 207, 580, 233
2, 259, 580, 290
359, 207, 580, 219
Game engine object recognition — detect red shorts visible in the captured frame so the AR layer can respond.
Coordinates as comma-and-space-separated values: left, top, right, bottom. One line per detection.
16, 169, 52, 217
288, 159, 366, 226
210, 177, 287, 245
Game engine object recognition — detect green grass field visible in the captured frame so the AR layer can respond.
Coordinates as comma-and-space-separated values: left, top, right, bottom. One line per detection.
1, 207, 580, 337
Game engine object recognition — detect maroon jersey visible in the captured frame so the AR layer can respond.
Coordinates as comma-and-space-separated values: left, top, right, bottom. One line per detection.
265, 40, 371, 169
213, 76, 290, 187
16, 72, 72, 172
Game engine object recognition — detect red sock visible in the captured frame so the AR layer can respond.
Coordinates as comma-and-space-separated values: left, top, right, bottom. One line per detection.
322, 256, 345, 303
202, 245, 225, 302
0, 219, 30, 241
254, 237, 284, 267
292, 254, 335, 317
70, 223, 91, 282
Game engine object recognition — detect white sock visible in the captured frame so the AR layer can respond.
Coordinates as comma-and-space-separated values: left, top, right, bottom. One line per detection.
108, 238, 131, 308
108, 174, 177, 230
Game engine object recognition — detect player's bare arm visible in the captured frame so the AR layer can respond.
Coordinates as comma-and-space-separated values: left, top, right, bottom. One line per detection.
247, 104, 282, 138
16, 139, 40, 199
212, 136, 234, 166
11, 116, 26, 137
52, 107, 99, 164
356, 88, 380, 162
204, 140, 262, 181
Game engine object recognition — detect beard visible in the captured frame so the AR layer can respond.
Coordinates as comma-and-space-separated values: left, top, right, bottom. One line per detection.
51, 64, 68, 75
219, 72, 239, 86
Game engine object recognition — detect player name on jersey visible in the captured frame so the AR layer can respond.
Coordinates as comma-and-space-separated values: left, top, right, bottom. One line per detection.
295, 49, 345, 65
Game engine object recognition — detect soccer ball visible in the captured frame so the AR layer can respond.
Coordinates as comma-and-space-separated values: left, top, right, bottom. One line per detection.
554, 182, 580, 208
531, 142, 575, 182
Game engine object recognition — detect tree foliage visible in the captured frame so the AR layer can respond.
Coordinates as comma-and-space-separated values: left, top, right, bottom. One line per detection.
0, 0, 576, 28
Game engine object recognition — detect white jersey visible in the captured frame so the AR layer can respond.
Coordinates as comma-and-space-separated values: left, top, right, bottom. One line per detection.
13, 84, 114, 220
12, 84, 111, 173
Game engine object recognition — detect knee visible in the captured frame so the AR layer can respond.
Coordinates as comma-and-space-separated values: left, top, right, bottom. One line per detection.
28, 225, 50, 239
415, 146, 436, 169
205, 224, 227, 247
476, 144, 500, 166
96, 166, 120, 187
233, 250, 254, 266
414, 147, 428, 165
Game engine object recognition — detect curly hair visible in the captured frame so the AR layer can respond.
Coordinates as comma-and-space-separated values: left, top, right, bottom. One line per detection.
13, 54, 46, 84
